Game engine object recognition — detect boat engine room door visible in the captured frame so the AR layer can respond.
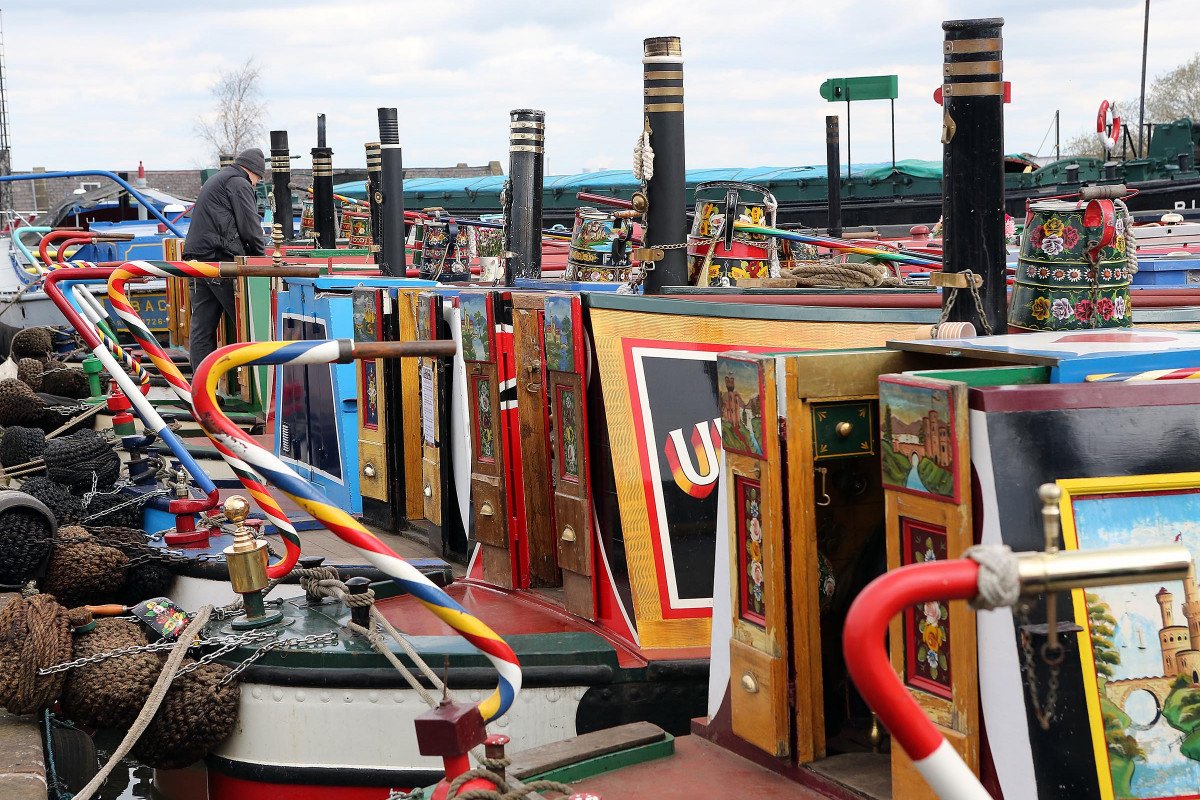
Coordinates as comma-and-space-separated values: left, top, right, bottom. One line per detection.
878, 374, 979, 800
546, 294, 597, 619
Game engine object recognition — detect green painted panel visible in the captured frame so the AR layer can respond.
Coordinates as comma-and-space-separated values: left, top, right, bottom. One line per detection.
905, 365, 1050, 387
812, 400, 876, 460
533, 734, 676, 785
820, 75, 899, 102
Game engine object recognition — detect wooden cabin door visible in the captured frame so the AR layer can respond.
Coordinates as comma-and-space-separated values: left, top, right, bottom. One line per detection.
718, 352, 790, 758
354, 288, 389, 506
546, 295, 596, 619
418, 292, 444, 526
460, 291, 516, 588
878, 375, 978, 799
512, 293, 560, 589
782, 350, 959, 765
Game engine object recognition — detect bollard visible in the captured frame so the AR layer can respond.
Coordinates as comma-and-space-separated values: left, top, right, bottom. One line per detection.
505, 109, 545, 284
940, 17, 1006, 334
640, 37, 688, 293
346, 576, 372, 628
270, 130, 294, 241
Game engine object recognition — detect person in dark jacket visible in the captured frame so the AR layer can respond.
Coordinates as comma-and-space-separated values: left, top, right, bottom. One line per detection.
183, 147, 268, 370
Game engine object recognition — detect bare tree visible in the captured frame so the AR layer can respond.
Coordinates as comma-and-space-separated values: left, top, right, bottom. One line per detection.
1062, 129, 1106, 160
1145, 53, 1200, 124
195, 58, 265, 162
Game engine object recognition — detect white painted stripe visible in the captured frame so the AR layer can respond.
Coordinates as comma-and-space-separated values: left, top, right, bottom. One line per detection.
969, 409, 1038, 800
913, 740, 992, 800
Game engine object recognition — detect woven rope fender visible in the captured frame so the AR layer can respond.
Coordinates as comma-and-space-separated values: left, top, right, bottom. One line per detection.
19, 477, 82, 526
0, 425, 46, 467
41, 366, 91, 400
10, 327, 52, 361
83, 489, 145, 529
0, 502, 56, 586
132, 661, 240, 769
42, 525, 128, 607
88, 526, 173, 605
45, 430, 120, 491
0, 593, 70, 714
0, 378, 44, 427
15, 358, 43, 392
63, 618, 162, 729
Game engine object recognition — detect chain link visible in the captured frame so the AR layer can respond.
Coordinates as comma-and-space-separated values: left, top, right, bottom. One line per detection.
217, 632, 340, 687
1017, 606, 1060, 730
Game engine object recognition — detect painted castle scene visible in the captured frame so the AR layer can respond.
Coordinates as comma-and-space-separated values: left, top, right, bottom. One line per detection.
1072, 488, 1200, 799
879, 379, 955, 500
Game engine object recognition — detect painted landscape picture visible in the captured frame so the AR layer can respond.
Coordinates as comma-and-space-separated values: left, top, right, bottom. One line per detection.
544, 295, 576, 373
879, 378, 957, 501
1070, 486, 1200, 799
459, 293, 490, 362
717, 356, 765, 459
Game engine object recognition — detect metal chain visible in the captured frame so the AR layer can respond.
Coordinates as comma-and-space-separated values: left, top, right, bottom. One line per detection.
216, 632, 340, 687
936, 270, 994, 336
37, 630, 279, 676
174, 630, 276, 677
1017, 606, 1060, 730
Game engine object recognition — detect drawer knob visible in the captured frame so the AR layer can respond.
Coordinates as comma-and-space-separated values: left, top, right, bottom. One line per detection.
480, 502, 494, 517
835, 421, 853, 438
561, 525, 576, 542
363, 463, 376, 478
423, 485, 433, 497
741, 673, 758, 694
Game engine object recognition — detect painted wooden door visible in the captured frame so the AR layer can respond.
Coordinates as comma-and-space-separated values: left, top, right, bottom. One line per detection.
417, 292, 444, 526
546, 294, 595, 619
354, 288, 389, 504
512, 293, 561, 588
461, 291, 514, 588
719, 352, 790, 758
783, 349, 954, 764
878, 374, 978, 799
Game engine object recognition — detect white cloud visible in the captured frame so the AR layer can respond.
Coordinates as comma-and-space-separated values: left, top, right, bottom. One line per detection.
1, 0, 1195, 173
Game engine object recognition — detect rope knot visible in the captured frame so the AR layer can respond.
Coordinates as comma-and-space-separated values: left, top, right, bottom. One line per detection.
963, 544, 1021, 610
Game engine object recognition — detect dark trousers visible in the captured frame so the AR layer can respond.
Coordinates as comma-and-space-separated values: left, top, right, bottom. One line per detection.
188, 277, 237, 371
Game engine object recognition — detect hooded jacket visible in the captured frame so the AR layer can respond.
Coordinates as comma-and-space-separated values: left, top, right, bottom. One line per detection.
182, 165, 266, 260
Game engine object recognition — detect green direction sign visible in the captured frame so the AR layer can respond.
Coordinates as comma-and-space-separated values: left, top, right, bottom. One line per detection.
819, 75, 899, 102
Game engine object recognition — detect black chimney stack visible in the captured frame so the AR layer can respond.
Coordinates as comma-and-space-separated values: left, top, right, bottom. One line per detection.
377, 107, 406, 277
825, 116, 843, 238
640, 37, 688, 293
504, 109, 545, 284
940, 18, 1006, 333
270, 130, 294, 241
312, 114, 336, 249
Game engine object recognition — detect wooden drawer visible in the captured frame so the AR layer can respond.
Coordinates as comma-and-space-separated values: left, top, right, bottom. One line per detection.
472, 476, 507, 547
729, 638, 790, 759
812, 400, 876, 460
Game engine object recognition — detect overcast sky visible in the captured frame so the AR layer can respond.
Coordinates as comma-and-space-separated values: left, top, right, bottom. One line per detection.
2, 1, 1194, 174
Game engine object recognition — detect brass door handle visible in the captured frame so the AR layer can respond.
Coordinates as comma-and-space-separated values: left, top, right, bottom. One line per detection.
423, 485, 433, 497
480, 502, 494, 517
835, 421, 853, 438
363, 463, 376, 478
561, 525, 576, 542
741, 673, 758, 694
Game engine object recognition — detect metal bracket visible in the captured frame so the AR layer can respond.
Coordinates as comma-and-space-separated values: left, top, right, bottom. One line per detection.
634, 247, 665, 263
930, 271, 983, 289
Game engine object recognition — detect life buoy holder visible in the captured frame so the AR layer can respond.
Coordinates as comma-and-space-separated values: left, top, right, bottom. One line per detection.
1096, 100, 1122, 152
